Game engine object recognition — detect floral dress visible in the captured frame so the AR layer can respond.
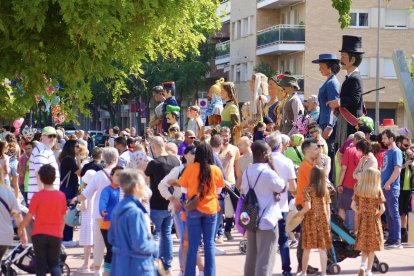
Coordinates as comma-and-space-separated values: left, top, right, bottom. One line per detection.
353, 193, 385, 252
302, 187, 332, 250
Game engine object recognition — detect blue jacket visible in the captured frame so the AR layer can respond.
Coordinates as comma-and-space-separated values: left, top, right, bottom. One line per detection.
99, 184, 120, 223
108, 195, 158, 276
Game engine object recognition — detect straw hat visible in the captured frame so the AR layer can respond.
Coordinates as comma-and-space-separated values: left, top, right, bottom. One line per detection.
285, 207, 304, 232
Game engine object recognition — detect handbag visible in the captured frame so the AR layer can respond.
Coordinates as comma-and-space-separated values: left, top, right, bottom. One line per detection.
224, 194, 235, 218
185, 180, 203, 212
65, 205, 81, 227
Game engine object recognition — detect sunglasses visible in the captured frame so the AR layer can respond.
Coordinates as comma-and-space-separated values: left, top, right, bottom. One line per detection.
188, 136, 196, 139
309, 130, 319, 134
47, 134, 57, 139
75, 145, 80, 148
403, 144, 411, 148
317, 144, 324, 148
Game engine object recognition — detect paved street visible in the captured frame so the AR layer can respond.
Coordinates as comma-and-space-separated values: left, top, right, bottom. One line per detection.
9, 229, 414, 275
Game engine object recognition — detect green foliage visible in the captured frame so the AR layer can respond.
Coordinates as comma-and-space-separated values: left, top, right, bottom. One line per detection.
331, 0, 352, 29
0, 0, 220, 121
254, 62, 278, 79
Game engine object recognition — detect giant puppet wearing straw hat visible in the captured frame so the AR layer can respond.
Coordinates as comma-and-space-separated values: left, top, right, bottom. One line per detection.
327, 35, 365, 148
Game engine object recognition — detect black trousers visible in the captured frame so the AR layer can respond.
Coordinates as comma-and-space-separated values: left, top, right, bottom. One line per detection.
32, 234, 62, 276
101, 229, 113, 265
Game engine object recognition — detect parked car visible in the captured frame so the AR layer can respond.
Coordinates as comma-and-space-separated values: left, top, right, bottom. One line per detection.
94, 133, 109, 147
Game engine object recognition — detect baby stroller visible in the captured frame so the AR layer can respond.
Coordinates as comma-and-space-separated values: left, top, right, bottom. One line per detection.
1, 243, 70, 276
327, 213, 389, 275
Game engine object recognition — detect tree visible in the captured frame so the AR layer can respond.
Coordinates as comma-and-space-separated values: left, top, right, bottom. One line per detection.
254, 62, 278, 79
331, 0, 352, 29
0, 0, 220, 120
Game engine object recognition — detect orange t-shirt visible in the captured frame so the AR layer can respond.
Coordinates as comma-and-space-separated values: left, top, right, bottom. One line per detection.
296, 159, 314, 208
179, 163, 224, 215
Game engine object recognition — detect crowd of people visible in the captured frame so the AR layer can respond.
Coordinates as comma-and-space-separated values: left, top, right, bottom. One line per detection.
0, 34, 412, 276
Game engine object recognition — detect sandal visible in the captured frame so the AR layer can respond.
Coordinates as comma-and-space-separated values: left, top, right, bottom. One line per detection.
78, 264, 90, 272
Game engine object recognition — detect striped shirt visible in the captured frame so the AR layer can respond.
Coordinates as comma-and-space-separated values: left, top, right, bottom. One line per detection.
27, 143, 60, 203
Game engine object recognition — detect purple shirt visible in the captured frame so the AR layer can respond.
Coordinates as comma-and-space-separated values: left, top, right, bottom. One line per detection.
178, 141, 188, 156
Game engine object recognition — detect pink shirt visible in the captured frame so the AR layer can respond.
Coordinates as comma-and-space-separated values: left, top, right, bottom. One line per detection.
341, 145, 362, 189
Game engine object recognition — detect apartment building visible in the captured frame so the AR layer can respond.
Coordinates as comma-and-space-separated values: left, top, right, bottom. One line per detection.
214, 0, 414, 125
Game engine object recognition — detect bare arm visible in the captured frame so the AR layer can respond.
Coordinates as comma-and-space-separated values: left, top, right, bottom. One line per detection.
297, 200, 311, 216
351, 200, 358, 213
338, 165, 347, 189
13, 212, 28, 245
383, 166, 402, 190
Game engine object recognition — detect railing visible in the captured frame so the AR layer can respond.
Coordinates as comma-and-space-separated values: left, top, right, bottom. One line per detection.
215, 40, 230, 59
257, 25, 305, 48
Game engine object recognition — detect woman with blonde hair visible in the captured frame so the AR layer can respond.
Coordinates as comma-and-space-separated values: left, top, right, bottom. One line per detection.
205, 78, 224, 128
351, 168, 385, 276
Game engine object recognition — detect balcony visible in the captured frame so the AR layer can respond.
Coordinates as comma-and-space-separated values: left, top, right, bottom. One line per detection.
257, 0, 303, 9
216, 0, 231, 23
215, 40, 230, 65
256, 24, 305, 55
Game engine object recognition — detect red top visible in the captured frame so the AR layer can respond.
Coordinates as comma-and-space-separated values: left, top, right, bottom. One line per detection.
341, 146, 362, 189
29, 190, 67, 238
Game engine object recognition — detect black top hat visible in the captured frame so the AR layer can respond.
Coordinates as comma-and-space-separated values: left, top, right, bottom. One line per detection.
339, 35, 364, 54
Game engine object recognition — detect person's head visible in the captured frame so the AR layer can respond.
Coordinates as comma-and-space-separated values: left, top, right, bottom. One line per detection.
75, 130, 84, 139
308, 125, 322, 139
5, 133, 17, 143
290, 133, 304, 147
210, 134, 223, 150
150, 136, 166, 157
58, 140, 79, 162
397, 135, 411, 152
358, 125, 373, 140
25, 141, 34, 157
241, 102, 250, 120
355, 139, 372, 156
301, 139, 319, 161
102, 147, 119, 167
381, 129, 396, 148
253, 122, 266, 134
163, 81, 175, 98
221, 82, 238, 104
165, 142, 178, 156
220, 127, 231, 145
355, 168, 383, 199
305, 95, 318, 112
184, 130, 196, 145
152, 85, 165, 102
268, 75, 283, 99
309, 166, 327, 198
145, 128, 154, 139
127, 137, 137, 150
252, 140, 271, 164
119, 169, 147, 199
281, 134, 290, 151
278, 75, 300, 95
238, 136, 252, 155
319, 60, 341, 77
182, 145, 196, 164
340, 52, 363, 71
130, 127, 137, 137
110, 166, 124, 186
38, 164, 56, 186
0, 140, 8, 156
208, 78, 224, 100
188, 106, 200, 119
353, 131, 365, 145
267, 131, 282, 152
114, 136, 127, 152
112, 126, 120, 135
194, 143, 215, 199
174, 131, 184, 141
41, 126, 57, 149
91, 147, 104, 161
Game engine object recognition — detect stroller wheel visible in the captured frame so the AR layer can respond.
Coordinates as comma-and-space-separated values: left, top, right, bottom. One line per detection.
327, 263, 341, 275
3, 268, 17, 276
61, 263, 70, 276
239, 240, 247, 254
378, 262, 389, 274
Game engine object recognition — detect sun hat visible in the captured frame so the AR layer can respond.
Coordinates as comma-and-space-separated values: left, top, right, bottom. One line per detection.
286, 207, 304, 232
277, 76, 300, 90
41, 126, 57, 136
312, 53, 340, 64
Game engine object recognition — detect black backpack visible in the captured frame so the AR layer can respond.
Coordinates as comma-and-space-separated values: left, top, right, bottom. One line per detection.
238, 169, 264, 232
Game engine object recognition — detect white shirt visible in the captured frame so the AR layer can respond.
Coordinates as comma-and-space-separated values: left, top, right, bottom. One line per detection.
27, 143, 60, 203
271, 152, 296, 212
82, 168, 111, 219
158, 164, 184, 213
241, 163, 285, 230
107, 135, 118, 147
118, 150, 132, 168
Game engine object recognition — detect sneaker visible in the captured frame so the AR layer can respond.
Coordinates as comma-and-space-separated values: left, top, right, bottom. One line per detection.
282, 271, 293, 276
62, 240, 78, 247
215, 235, 224, 245
214, 247, 226, 256
385, 242, 403, 249
306, 265, 319, 275
224, 231, 234, 241
289, 239, 298, 249
358, 267, 365, 276
93, 271, 102, 276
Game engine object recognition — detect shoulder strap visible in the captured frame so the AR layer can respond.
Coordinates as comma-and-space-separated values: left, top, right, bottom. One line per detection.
0, 197, 11, 214
102, 169, 111, 182
293, 146, 303, 162
60, 171, 71, 188
251, 169, 264, 190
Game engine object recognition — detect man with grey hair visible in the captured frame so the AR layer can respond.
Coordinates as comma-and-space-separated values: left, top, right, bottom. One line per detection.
77, 147, 119, 273
337, 131, 364, 229
267, 131, 297, 275
280, 134, 291, 153
145, 136, 180, 273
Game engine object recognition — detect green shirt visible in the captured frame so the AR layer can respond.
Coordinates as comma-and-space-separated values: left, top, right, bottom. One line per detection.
284, 146, 304, 167
220, 103, 239, 128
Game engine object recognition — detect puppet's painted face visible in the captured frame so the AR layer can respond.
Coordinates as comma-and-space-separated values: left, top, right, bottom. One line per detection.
166, 113, 177, 124
241, 104, 250, 120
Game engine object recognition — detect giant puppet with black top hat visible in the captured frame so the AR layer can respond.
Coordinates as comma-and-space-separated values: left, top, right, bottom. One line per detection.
326, 35, 366, 148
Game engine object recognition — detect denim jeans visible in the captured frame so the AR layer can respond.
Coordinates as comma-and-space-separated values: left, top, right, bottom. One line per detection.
278, 212, 291, 273
215, 198, 224, 237
173, 212, 184, 270
32, 234, 62, 276
384, 189, 401, 243
150, 209, 174, 270
186, 210, 217, 276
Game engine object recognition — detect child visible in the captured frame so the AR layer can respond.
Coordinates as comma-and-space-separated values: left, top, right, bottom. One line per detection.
351, 168, 385, 276
99, 166, 124, 276
17, 141, 33, 204
295, 166, 331, 276
253, 122, 269, 141
18, 164, 67, 276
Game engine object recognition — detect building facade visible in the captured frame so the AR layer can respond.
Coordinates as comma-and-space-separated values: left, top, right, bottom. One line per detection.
214, 0, 414, 126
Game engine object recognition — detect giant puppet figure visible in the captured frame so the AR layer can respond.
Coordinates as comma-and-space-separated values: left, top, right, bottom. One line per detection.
149, 85, 165, 134
161, 82, 179, 134
165, 105, 181, 140
249, 73, 269, 124
205, 78, 224, 128
327, 35, 365, 148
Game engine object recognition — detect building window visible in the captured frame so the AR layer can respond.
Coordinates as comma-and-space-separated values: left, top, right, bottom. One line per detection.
383, 59, 397, 79
385, 9, 408, 29
359, 59, 370, 78
349, 11, 369, 28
